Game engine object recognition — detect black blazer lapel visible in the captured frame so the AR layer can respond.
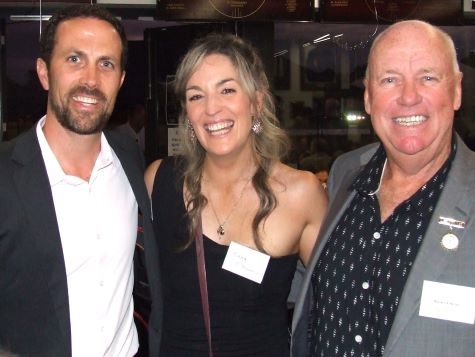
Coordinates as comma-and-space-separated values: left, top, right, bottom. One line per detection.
11, 128, 71, 353
105, 131, 163, 353
105, 131, 149, 213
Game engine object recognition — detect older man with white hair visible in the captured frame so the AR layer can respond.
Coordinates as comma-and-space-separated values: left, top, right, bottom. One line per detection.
291, 20, 475, 357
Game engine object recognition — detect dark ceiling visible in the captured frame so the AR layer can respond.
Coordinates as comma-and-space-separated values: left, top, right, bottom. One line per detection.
0, 2, 156, 21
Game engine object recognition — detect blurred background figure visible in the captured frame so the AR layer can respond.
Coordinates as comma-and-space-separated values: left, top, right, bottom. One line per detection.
114, 102, 146, 153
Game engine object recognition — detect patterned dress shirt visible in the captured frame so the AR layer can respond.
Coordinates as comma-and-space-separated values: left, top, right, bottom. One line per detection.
308, 141, 456, 357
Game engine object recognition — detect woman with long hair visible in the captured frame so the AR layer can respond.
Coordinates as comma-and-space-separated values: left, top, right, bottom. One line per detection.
145, 32, 327, 356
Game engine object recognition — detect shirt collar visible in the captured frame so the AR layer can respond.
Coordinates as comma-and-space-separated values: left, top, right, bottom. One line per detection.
36, 116, 114, 187
37, 116, 65, 186
352, 144, 387, 196
352, 136, 457, 212
408, 138, 456, 214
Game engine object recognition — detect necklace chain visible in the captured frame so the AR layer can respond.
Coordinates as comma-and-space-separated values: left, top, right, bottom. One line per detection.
207, 177, 251, 238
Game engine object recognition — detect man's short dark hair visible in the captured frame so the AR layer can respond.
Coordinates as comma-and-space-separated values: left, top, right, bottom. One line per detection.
39, 4, 128, 71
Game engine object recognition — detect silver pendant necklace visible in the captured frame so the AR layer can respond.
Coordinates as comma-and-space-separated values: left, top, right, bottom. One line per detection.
208, 178, 251, 237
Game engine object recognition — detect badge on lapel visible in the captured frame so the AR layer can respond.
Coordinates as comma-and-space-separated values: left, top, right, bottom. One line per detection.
438, 216, 465, 251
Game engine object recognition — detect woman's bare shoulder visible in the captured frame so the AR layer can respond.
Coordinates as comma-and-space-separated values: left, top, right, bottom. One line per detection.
267, 163, 328, 262
272, 163, 324, 194
271, 162, 327, 214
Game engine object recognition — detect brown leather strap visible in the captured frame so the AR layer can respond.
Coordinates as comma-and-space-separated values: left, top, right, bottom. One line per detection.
195, 219, 213, 357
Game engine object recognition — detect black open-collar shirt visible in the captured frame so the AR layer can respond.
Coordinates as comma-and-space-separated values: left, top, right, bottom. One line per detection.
308, 140, 456, 357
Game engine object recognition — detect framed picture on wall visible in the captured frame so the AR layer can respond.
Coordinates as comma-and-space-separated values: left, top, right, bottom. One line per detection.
463, 0, 475, 19
300, 41, 340, 91
321, 0, 462, 24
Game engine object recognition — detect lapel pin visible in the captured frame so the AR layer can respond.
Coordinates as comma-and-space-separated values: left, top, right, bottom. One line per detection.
438, 216, 465, 229
441, 233, 459, 251
438, 217, 464, 252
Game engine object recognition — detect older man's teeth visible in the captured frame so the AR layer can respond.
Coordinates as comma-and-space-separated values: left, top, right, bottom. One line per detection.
73, 96, 98, 104
394, 115, 427, 126
206, 121, 233, 133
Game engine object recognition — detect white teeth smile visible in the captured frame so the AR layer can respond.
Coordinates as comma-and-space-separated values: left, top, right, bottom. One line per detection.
394, 115, 427, 126
73, 96, 98, 104
205, 121, 233, 133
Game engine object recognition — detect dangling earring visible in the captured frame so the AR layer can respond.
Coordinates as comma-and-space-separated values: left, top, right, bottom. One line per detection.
251, 116, 263, 135
187, 119, 197, 144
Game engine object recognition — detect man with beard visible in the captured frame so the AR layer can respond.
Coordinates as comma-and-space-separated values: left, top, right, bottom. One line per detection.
0, 5, 161, 356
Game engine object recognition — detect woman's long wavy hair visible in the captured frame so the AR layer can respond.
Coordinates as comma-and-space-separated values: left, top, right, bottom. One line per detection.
174, 32, 290, 252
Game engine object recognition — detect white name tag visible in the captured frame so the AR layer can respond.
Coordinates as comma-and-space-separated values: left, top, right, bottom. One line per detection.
419, 280, 475, 324
222, 241, 270, 284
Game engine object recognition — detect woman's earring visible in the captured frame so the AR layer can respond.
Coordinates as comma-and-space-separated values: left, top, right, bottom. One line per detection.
251, 116, 263, 135
187, 119, 197, 144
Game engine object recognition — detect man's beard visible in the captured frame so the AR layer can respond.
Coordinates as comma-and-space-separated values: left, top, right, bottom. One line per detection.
50, 85, 112, 135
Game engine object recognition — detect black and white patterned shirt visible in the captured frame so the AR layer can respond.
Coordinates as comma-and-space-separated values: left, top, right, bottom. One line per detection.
308, 141, 456, 357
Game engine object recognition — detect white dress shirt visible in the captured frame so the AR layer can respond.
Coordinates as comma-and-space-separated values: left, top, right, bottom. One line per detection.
36, 117, 138, 357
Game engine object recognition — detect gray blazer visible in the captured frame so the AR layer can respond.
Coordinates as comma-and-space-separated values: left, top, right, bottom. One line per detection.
291, 134, 475, 357
0, 126, 162, 356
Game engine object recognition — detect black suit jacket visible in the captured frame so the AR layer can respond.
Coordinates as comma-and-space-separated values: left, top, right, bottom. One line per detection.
0, 125, 162, 356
